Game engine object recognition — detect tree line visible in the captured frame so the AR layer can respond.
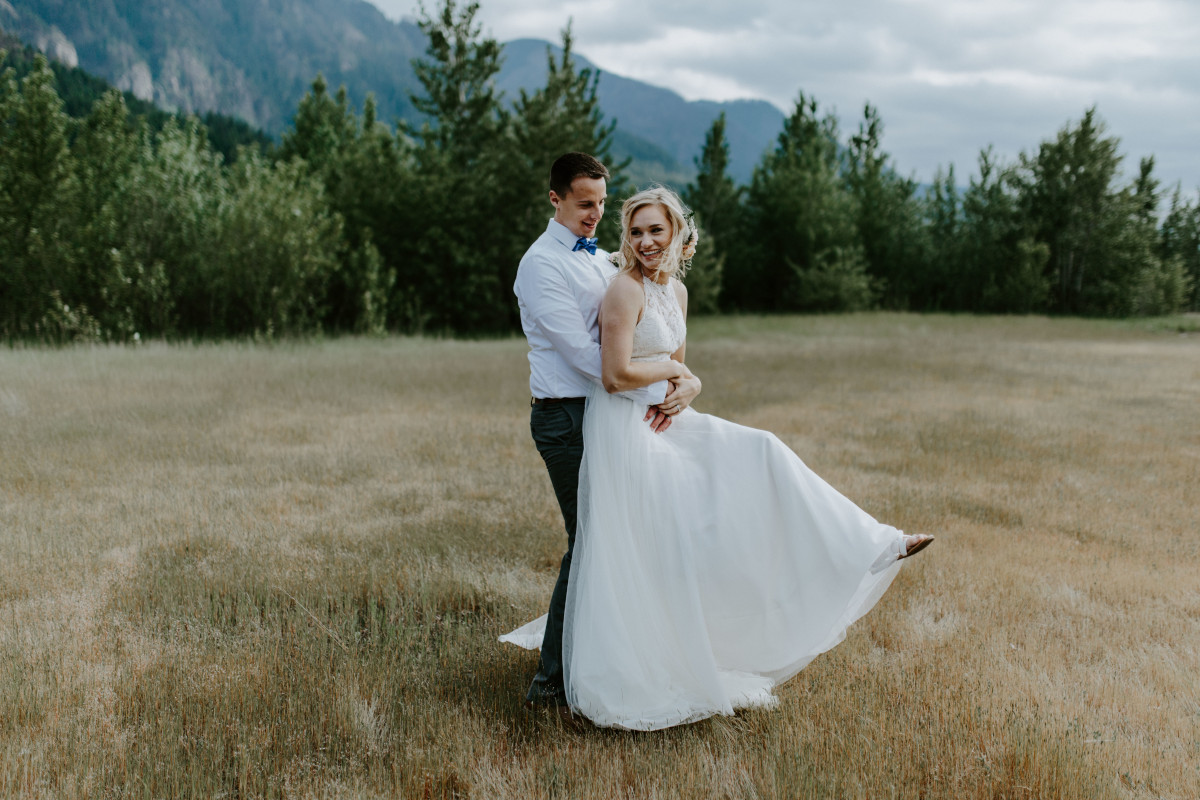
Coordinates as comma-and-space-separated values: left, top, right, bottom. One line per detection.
714, 100, 1196, 318
1, 0, 1197, 343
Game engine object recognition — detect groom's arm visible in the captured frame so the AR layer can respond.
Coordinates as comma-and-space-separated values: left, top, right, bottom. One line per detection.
517, 261, 668, 406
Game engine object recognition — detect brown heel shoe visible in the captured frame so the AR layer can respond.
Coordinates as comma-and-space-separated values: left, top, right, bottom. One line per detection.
899, 534, 935, 559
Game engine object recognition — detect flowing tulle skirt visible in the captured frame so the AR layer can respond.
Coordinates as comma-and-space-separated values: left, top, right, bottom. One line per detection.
501, 386, 907, 730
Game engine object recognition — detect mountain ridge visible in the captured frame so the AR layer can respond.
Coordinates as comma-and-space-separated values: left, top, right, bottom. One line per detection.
1, 0, 783, 182
498, 38, 781, 183
0, 29, 274, 163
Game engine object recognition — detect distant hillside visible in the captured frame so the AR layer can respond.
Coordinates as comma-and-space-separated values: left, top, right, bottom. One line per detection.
1, 0, 426, 133
498, 39, 783, 185
2, 0, 783, 183
0, 30, 272, 163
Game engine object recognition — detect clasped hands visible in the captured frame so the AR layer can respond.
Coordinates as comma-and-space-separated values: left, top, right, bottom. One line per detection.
643, 371, 701, 433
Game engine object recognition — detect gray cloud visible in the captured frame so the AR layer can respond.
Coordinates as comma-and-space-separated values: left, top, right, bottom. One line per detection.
373, 0, 1200, 190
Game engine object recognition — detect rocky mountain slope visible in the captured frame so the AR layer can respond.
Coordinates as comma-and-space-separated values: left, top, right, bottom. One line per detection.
2, 0, 783, 181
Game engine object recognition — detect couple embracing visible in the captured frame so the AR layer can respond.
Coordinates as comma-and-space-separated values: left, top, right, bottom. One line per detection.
501, 152, 933, 731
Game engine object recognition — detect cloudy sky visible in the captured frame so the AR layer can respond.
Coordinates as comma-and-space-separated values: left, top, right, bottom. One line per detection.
369, 0, 1200, 194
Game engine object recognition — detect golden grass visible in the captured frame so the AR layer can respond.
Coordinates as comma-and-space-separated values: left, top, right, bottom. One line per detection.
1, 313, 1197, 799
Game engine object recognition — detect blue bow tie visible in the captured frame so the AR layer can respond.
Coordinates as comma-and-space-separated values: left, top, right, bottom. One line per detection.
573, 237, 598, 255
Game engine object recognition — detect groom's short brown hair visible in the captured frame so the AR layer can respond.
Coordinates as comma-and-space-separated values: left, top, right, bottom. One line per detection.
550, 152, 610, 198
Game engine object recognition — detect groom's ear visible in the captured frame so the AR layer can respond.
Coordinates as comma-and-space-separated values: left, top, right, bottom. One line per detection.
548, 189, 562, 209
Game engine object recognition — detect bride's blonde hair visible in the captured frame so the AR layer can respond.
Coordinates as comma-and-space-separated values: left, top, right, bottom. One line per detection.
612, 186, 697, 281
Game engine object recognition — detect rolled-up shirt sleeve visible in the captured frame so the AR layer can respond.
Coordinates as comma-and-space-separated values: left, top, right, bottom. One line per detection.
518, 257, 668, 406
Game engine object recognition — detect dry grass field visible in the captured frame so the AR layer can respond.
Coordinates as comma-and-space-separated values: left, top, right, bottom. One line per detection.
1, 313, 1198, 799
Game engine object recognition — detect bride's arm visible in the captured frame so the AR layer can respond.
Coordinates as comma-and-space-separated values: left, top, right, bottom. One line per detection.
599, 273, 687, 394
670, 279, 687, 363
663, 280, 701, 409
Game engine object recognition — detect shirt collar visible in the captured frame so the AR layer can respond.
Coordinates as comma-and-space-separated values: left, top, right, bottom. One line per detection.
546, 217, 590, 251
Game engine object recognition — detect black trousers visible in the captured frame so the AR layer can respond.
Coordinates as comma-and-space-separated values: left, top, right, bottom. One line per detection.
525, 399, 585, 705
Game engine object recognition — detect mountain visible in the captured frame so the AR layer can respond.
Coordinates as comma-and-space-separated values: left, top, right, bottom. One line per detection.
0, 0, 426, 133
0, 29, 274, 162
498, 39, 782, 185
1, 0, 783, 182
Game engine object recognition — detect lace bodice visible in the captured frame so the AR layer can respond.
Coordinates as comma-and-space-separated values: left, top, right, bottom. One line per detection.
631, 276, 686, 362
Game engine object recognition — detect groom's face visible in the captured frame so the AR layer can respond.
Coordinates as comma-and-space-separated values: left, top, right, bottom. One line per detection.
550, 176, 607, 239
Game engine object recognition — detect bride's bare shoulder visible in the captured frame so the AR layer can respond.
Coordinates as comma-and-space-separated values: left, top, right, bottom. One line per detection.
604, 271, 645, 302
602, 271, 646, 323
670, 277, 688, 302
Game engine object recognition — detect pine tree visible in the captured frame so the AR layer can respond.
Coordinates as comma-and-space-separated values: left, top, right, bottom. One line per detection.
683, 112, 737, 311
279, 74, 357, 171
1017, 108, 1127, 314
74, 90, 172, 339
410, 0, 505, 159
404, 0, 509, 332
920, 164, 960, 309
739, 94, 870, 311
499, 24, 623, 326
0, 54, 79, 339
845, 104, 924, 309
336, 93, 402, 334
1125, 157, 1190, 315
685, 113, 740, 255
1160, 187, 1200, 311
0, 54, 22, 335
283, 80, 407, 332
957, 147, 1049, 313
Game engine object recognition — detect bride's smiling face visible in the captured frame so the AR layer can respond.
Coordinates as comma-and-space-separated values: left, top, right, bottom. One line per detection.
628, 204, 673, 271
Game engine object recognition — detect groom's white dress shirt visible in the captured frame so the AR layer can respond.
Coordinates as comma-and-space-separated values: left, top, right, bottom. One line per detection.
514, 218, 668, 405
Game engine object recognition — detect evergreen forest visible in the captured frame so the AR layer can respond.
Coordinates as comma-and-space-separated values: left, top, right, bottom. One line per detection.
1, 0, 1197, 343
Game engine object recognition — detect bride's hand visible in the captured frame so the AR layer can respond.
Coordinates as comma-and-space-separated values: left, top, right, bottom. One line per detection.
662, 371, 701, 414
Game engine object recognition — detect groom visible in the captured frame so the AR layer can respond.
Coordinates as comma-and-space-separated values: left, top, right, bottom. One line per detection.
513, 152, 701, 710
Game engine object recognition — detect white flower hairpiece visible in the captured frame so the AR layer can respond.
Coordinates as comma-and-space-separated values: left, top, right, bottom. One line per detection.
681, 211, 699, 269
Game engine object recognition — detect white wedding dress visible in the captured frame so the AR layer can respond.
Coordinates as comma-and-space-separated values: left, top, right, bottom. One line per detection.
501, 276, 910, 730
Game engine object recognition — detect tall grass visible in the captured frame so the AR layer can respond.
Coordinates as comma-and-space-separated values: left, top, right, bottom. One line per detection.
1, 314, 1197, 798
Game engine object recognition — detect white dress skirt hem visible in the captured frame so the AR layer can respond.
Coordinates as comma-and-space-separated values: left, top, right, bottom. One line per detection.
503, 384, 907, 731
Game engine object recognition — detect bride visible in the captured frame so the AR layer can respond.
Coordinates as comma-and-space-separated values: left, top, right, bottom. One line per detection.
502, 186, 933, 730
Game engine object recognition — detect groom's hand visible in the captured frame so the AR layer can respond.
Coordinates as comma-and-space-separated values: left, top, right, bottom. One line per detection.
644, 406, 672, 433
